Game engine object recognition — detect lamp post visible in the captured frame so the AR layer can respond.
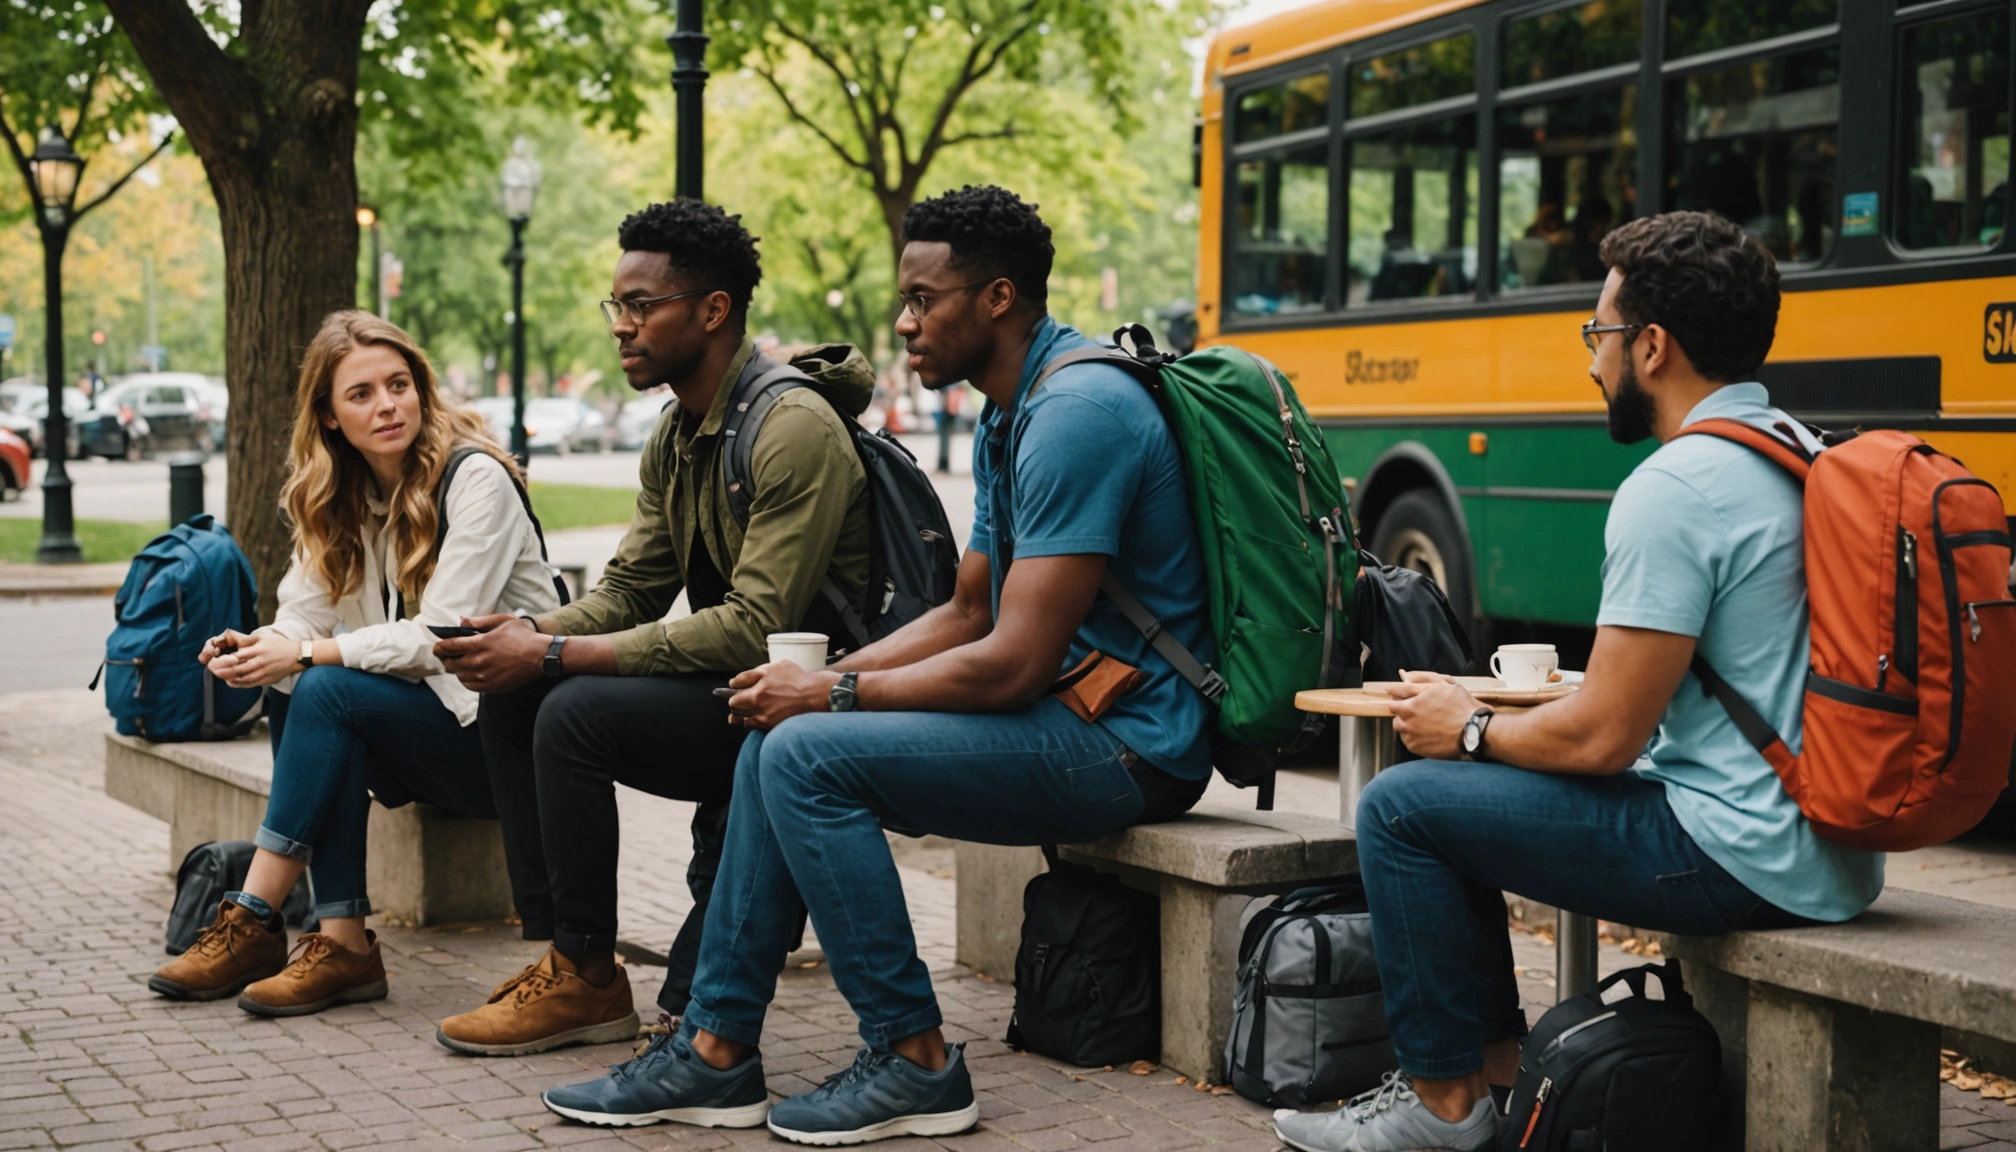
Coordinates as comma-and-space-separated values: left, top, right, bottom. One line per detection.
500, 137, 541, 466
669, 0, 707, 200
356, 206, 382, 317
30, 127, 84, 564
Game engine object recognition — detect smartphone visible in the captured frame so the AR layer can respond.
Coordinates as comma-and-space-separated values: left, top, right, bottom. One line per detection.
428, 624, 480, 639
712, 687, 737, 699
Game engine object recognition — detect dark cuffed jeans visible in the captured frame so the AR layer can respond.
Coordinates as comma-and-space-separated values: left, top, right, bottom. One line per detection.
258, 668, 494, 922
684, 698, 1207, 1050
1355, 761, 1819, 1080
477, 673, 751, 1015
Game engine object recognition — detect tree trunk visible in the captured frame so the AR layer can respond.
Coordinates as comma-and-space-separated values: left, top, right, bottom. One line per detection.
103, 0, 369, 621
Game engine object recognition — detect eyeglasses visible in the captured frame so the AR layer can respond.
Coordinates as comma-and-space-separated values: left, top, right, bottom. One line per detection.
599, 289, 712, 329
895, 279, 995, 320
1580, 320, 1644, 356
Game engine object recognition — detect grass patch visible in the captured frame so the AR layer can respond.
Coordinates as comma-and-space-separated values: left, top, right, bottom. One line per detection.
0, 518, 165, 564
528, 482, 639, 532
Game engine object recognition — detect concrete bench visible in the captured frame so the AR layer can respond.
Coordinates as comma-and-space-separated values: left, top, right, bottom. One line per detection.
104, 731, 514, 927
1657, 888, 2016, 1151
956, 803, 1357, 1080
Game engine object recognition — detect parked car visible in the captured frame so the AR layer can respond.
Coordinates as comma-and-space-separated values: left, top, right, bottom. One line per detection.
0, 426, 29, 502
525, 396, 612, 455
0, 379, 87, 459
464, 396, 516, 447
615, 391, 671, 450
80, 373, 220, 459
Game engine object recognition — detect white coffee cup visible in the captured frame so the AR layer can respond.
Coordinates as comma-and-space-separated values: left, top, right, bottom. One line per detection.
1490, 643, 1560, 692
766, 632, 829, 673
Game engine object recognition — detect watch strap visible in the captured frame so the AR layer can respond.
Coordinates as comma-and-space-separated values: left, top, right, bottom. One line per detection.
298, 639, 315, 668
543, 635, 567, 679
829, 671, 860, 712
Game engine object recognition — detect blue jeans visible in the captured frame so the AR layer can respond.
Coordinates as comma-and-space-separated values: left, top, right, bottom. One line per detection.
258, 667, 494, 921
1356, 761, 1818, 1078
684, 698, 1202, 1049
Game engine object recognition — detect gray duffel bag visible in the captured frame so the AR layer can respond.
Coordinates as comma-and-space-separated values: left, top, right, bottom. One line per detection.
1224, 882, 1395, 1107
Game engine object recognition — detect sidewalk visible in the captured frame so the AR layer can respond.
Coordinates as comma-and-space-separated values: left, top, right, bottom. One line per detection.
0, 562, 128, 598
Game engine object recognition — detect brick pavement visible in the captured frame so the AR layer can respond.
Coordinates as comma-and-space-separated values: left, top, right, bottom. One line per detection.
1, 688, 2005, 1150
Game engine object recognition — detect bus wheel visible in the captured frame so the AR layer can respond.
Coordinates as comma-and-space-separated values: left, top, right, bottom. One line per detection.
1369, 489, 1482, 666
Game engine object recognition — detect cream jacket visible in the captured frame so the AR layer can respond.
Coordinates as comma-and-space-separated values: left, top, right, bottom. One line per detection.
263, 450, 562, 725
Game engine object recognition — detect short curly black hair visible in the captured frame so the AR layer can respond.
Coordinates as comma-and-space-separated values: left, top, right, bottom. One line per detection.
901, 185, 1052, 308
617, 199, 762, 329
1598, 211, 1779, 382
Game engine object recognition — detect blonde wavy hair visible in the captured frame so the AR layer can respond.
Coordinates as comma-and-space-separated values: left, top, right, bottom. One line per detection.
281, 310, 523, 606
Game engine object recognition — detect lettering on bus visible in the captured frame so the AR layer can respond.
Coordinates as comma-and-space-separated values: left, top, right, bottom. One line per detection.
1986, 304, 2016, 363
1345, 351, 1421, 384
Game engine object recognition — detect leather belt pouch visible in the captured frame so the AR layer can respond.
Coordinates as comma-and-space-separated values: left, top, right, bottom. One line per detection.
1050, 651, 1146, 723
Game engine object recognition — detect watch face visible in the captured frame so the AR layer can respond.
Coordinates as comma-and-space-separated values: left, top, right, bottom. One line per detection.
1463, 719, 1481, 752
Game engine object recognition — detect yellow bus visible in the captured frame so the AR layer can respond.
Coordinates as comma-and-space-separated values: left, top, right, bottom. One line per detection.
1196, 0, 2016, 651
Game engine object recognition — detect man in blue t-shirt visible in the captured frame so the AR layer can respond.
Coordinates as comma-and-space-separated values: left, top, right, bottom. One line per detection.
536, 186, 1215, 1143
1271, 212, 1884, 1152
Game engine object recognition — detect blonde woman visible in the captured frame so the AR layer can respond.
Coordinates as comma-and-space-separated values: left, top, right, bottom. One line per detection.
149, 311, 562, 1017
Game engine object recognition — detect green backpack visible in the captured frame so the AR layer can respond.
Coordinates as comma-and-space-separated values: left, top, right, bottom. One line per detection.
1023, 325, 1357, 801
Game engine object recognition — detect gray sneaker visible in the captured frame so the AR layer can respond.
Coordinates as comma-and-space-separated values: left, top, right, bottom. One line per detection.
1273, 1072, 1497, 1152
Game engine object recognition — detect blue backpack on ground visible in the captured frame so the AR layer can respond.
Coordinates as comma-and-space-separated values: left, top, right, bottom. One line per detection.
94, 514, 263, 742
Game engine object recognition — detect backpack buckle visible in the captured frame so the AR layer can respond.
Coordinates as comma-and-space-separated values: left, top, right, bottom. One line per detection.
1199, 669, 1229, 702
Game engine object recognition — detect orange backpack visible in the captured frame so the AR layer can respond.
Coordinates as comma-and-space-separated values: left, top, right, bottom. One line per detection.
1678, 419, 2015, 852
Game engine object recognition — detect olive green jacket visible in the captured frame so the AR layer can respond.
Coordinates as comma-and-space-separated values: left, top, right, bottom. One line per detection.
536, 339, 873, 674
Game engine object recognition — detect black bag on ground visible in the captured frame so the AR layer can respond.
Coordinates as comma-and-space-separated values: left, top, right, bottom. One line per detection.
1355, 548, 1473, 681
164, 840, 316, 954
1499, 960, 1722, 1151
1004, 846, 1158, 1067
1225, 881, 1393, 1106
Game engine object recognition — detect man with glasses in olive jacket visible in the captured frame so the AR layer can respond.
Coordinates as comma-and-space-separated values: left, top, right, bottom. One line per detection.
432, 199, 873, 1057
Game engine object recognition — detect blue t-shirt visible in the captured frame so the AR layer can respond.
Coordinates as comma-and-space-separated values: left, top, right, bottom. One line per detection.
968, 317, 1215, 780
1599, 382, 1884, 922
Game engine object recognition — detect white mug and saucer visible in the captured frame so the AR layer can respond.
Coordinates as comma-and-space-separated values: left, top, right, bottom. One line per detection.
767, 632, 830, 673
1489, 643, 1560, 692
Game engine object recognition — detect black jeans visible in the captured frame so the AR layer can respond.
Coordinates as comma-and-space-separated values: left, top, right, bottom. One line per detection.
478, 673, 752, 1015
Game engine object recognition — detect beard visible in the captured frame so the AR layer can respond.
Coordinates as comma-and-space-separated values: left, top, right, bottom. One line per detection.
1605, 358, 1657, 445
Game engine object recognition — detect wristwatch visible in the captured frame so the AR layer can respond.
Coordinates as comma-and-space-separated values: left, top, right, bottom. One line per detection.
297, 640, 315, 668
1461, 707, 1495, 762
828, 671, 859, 713
543, 635, 567, 679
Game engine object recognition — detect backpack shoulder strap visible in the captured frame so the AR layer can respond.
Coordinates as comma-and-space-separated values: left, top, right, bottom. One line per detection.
406, 445, 557, 619
1689, 653, 1795, 774
721, 354, 819, 529
1675, 418, 1814, 483
1101, 573, 1226, 702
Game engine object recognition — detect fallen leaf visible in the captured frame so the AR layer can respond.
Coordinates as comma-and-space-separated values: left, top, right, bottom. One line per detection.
1956, 1072, 1985, 1091
798, 960, 821, 969
1619, 939, 1645, 955
1176, 1076, 1189, 1085
1644, 940, 1665, 957
1103, 1065, 1115, 1072
1210, 1086, 1235, 1097
1128, 1060, 1156, 1076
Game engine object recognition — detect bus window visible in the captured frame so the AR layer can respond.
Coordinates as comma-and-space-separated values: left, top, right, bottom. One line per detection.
1895, 8, 2011, 252
1667, 46, 1840, 264
1347, 118, 1477, 303
1665, 0, 1836, 62
1230, 146, 1331, 318
1350, 32, 1474, 119
1503, 0, 1641, 89
1499, 89, 1638, 289
1236, 72, 1331, 143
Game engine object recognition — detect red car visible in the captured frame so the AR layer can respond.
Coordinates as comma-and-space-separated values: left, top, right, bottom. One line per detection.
0, 426, 28, 502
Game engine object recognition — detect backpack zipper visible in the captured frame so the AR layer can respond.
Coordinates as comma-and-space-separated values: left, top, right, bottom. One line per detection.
1517, 1077, 1552, 1149
1966, 601, 2016, 642
1894, 528, 1917, 684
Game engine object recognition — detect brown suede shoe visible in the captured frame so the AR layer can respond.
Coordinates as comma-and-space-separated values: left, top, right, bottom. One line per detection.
148, 900, 288, 1001
435, 948, 639, 1056
238, 931, 389, 1017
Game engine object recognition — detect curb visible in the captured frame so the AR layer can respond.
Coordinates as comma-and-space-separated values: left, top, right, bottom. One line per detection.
0, 562, 128, 599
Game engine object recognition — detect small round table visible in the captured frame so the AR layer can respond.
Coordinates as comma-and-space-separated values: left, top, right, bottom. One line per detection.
1294, 686, 1600, 1001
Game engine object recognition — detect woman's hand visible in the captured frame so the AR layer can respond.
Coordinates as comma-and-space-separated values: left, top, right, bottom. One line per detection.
206, 630, 303, 690
198, 628, 254, 667
726, 662, 840, 731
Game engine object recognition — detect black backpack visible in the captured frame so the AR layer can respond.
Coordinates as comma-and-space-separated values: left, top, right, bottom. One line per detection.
721, 351, 958, 649
1225, 882, 1393, 1107
1499, 961, 1723, 1152
1354, 548, 1474, 682
164, 840, 316, 954
1004, 847, 1159, 1067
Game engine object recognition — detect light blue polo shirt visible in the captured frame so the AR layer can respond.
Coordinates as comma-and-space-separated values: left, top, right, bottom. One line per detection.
1599, 382, 1884, 922
969, 317, 1215, 780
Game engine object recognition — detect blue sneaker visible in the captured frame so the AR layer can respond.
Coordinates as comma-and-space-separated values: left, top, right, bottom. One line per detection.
766, 1042, 980, 1145
540, 1023, 770, 1129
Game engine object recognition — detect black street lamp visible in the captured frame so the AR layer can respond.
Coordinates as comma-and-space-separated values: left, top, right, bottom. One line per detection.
357, 205, 382, 316
30, 127, 85, 564
669, 0, 707, 200
500, 137, 541, 466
